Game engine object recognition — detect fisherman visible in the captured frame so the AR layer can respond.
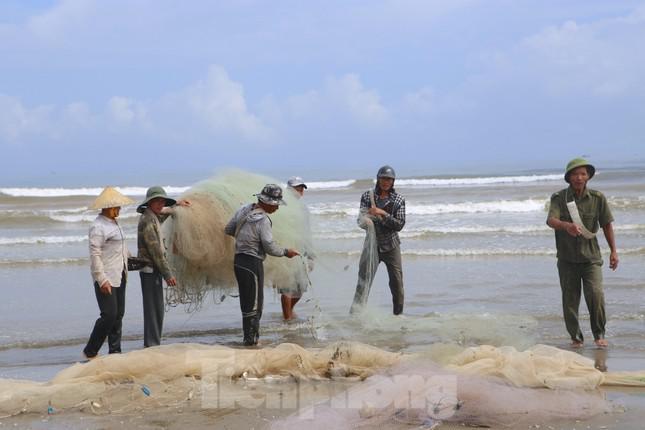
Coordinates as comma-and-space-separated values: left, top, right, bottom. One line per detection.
350, 165, 406, 315
279, 176, 315, 321
83, 187, 135, 360
547, 158, 618, 348
225, 184, 299, 346
136, 186, 190, 347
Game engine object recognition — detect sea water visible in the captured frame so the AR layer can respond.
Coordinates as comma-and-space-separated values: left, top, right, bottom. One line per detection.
1, 167, 644, 383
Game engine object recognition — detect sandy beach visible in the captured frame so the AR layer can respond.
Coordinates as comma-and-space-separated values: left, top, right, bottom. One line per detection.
1, 169, 645, 429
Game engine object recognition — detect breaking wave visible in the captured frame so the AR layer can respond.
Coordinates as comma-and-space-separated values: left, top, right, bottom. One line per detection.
309, 199, 548, 217
0, 174, 566, 198
326, 247, 645, 257
0, 186, 190, 198
0, 233, 136, 246
395, 174, 562, 187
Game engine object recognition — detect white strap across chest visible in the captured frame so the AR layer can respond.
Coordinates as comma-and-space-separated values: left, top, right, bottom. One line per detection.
565, 190, 596, 239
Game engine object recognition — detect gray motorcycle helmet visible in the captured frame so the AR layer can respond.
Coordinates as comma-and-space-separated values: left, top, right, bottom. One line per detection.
377, 165, 396, 179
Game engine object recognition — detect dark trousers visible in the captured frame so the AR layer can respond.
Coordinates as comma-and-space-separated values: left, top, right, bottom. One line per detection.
351, 245, 404, 315
83, 275, 126, 358
233, 254, 264, 345
140, 271, 165, 347
557, 260, 606, 342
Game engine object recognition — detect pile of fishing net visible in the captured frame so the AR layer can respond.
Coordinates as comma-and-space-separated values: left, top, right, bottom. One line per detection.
0, 341, 400, 417
274, 343, 645, 429
163, 169, 313, 310
3, 342, 645, 421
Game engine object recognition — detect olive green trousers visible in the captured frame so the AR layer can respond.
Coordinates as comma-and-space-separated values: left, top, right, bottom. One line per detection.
557, 260, 606, 343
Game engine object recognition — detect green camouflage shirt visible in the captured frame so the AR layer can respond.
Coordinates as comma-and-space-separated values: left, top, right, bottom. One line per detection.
547, 186, 614, 264
137, 209, 172, 279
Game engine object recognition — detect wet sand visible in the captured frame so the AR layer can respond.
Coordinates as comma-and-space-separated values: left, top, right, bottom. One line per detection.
3, 386, 645, 430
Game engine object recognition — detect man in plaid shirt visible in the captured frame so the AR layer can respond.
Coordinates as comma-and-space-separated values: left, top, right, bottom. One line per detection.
350, 165, 406, 315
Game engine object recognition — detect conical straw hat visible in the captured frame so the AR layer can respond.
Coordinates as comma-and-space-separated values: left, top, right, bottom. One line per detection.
90, 187, 135, 210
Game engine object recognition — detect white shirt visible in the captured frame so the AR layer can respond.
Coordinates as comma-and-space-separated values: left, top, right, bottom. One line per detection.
89, 214, 128, 288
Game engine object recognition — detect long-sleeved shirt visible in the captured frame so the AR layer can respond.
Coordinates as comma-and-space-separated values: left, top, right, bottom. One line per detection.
89, 214, 128, 288
357, 187, 406, 252
137, 208, 172, 279
224, 203, 287, 260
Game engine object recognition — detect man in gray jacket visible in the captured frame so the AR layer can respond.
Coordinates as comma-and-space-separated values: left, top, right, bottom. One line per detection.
225, 184, 299, 346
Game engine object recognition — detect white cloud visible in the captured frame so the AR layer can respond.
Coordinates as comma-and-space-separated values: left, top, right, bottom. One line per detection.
0, 95, 55, 142
0, 66, 273, 145
107, 96, 147, 127
266, 74, 389, 128
325, 74, 389, 125
178, 66, 270, 141
26, 0, 97, 44
516, 11, 645, 97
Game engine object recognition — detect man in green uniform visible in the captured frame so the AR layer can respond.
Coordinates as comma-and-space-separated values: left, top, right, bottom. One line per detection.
547, 158, 618, 348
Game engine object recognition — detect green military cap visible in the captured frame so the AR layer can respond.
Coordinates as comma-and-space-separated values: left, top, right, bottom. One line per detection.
565, 158, 595, 183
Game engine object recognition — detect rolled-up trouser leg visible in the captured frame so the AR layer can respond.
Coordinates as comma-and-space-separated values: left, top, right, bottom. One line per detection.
381, 246, 404, 315
557, 260, 584, 343
140, 271, 164, 347
234, 254, 264, 345
350, 248, 380, 313
581, 262, 605, 341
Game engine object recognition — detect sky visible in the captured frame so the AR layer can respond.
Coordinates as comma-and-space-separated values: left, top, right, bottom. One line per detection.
1, 0, 644, 185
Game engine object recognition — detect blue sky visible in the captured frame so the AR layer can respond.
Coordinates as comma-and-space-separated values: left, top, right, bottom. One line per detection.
1, 1, 644, 185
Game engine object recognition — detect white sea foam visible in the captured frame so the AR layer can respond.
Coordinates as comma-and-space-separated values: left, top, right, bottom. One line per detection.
303, 180, 356, 189
313, 224, 551, 239
0, 186, 190, 197
0, 233, 137, 246
395, 174, 562, 187
408, 199, 548, 215
404, 248, 557, 256
297, 173, 562, 190
0, 174, 564, 197
0, 208, 139, 223
0, 257, 87, 266
309, 199, 548, 217
330, 247, 645, 257
49, 212, 139, 223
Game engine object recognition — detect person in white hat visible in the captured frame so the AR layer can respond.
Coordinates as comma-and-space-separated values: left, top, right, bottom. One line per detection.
279, 177, 316, 320
83, 187, 135, 360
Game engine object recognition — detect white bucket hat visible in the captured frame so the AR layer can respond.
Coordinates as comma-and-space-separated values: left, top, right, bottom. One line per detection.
90, 187, 135, 210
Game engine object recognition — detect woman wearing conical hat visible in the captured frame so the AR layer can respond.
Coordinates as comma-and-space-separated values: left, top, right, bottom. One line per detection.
83, 187, 134, 360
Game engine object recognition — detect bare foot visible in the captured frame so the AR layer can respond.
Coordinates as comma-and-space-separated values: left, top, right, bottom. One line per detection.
570, 340, 584, 349
594, 338, 608, 347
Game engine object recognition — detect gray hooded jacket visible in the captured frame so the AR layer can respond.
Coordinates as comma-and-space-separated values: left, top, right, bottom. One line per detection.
224, 204, 287, 260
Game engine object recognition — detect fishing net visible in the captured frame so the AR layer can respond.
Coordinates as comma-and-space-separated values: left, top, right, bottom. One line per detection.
272, 343, 645, 429
350, 215, 380, 310
0, 341, 400, 417
447, 343, 645, 388
162, 169, 313, 310
272, 360, 611, 429
2, 342, 645, 422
